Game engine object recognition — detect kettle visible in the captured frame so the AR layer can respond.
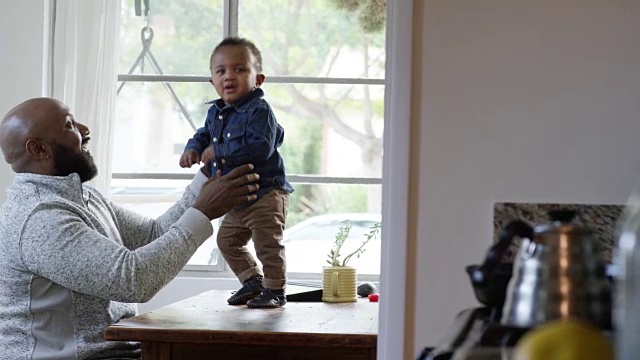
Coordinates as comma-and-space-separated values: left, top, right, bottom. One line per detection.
500, 209, 612, 329
466, 220, 533, 318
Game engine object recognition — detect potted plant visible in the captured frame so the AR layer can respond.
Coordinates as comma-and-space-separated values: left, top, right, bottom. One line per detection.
322, 220, 381, 303
327, 220, 381, 267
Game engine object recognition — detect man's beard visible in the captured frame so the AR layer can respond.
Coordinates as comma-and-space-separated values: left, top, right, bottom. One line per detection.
51, 143, 98, 183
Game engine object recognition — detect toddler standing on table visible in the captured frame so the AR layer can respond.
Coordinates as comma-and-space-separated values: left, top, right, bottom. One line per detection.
180, 37, 294, 308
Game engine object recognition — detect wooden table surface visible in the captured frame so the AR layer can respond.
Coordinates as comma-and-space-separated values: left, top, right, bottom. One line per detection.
105, 289, 379, 360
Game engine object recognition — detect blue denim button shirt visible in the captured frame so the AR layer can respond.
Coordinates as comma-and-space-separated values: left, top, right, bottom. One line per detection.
184, 88, 294, 199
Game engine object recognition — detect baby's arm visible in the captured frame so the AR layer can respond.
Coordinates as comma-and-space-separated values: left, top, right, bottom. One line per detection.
181, 118, 213, 168
200, 146, 215, 169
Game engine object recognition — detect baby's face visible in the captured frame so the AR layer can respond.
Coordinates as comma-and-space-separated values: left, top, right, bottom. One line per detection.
210, 45, 263, 105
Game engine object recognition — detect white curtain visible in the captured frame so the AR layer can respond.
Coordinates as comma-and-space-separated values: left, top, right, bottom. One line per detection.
52, 0, 121, 194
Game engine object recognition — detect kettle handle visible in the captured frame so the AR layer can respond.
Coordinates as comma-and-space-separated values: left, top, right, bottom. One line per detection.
547, 209, 577, 223
472, 220, 534, 285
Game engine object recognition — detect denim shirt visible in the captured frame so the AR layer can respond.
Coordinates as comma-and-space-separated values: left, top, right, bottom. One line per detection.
184, 88, 294, 199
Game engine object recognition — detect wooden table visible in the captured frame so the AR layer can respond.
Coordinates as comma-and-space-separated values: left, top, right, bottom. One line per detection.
104, 289, 378, 360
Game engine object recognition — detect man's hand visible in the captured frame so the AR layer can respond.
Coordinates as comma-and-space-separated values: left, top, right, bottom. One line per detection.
180, 149, 201, 168
193, 164, 260, 220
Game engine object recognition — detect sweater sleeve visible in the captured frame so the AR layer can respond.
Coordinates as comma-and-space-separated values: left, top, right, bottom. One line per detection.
19, 206, 212, 303
17, 171, 212, 303
114, 170, 209, 250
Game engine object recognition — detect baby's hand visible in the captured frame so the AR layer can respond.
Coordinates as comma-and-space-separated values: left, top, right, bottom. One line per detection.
179, 149, 201, 168
201, 146, 216, 168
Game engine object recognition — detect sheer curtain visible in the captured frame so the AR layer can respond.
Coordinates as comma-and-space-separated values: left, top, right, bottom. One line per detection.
52, 0, 121, 193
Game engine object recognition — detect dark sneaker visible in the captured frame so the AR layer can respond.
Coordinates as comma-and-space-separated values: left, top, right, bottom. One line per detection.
227, 276, 264, 305
246, 288, 287, 308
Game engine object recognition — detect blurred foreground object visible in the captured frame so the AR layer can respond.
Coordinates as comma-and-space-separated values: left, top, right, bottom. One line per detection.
513, 319, 613, 360
613, 188, 640, 360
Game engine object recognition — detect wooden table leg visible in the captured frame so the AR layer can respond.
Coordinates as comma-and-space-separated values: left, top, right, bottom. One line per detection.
169, 343, 376, 360
141, 342, 171, 360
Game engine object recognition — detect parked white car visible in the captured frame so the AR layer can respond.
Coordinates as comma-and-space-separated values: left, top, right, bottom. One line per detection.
255, 213, 382, 275
188, 213, 382, 275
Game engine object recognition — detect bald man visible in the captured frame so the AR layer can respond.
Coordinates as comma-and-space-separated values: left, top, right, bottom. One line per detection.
0, 97, 260, 359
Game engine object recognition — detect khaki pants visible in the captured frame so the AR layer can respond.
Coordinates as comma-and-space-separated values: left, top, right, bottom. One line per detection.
216, 189, 290, 290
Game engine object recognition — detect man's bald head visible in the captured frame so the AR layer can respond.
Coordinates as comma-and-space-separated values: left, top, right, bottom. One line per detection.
0, 97, 97, 182
0, 97, 69, 173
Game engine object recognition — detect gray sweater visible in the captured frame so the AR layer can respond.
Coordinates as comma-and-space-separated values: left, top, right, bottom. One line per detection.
0, 171, 212, 359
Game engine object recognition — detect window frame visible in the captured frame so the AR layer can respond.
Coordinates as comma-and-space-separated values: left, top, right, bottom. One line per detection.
113, 0, 384, 278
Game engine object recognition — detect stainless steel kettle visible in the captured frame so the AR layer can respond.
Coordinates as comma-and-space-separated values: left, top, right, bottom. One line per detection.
500, 209, 612, 329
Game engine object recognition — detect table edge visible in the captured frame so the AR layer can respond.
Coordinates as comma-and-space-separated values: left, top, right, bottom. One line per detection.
104, 326, 377, 348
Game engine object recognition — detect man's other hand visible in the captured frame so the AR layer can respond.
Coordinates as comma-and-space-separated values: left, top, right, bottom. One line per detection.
193, 164, 259, 220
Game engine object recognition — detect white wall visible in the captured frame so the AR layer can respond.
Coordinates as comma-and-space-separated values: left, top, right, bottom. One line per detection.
413, 0, 640, 354
0, 0, 49, 202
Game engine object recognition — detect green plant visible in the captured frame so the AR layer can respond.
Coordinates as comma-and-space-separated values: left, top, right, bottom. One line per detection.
327, 220, 381, 267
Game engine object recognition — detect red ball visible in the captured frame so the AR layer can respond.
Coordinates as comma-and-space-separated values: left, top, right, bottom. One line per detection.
368, 293, 379, 302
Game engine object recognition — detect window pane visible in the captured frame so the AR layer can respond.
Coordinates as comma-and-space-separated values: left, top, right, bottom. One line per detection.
112, 182, 380, 270
113, 0, 386, 275
252, 183, 382, 275
264, 82, 384, 178
238, 0, 386, 79
113, 81, 384, 178
113, 81, 210, 174
288, 183, 381, 224
119, 0, 224, 76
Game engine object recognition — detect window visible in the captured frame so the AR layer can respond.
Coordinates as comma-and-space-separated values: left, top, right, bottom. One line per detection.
112, 0, 385, 277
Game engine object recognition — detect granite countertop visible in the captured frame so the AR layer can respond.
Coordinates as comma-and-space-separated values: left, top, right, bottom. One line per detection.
493, 202, 624, 263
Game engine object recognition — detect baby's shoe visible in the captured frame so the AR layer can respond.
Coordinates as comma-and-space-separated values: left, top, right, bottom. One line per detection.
227, 275, 264, 305
246, 288, 286, 308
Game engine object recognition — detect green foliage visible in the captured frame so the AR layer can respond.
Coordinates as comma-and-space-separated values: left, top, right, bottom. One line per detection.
238, 0, 382, 75
278, 118, 322, 223
332, 0, 361, 12
278, 115, 322, 175
120, 0, 224, 75
285, 184, 370, 226
322, 186, 368, 213
331, 0, 386, 34
359, 0, 386, 33
327, 220, 381, 267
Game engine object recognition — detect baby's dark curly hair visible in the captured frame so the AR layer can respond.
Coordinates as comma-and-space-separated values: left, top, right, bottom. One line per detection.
210, 37, 263, 72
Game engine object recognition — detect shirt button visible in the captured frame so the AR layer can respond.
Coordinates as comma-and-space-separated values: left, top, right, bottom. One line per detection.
212, 137, 217, 143
221, 159, 226, 164
226, 133, 231, 138
218, 115, 223, 120
213, 162, 217, 167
